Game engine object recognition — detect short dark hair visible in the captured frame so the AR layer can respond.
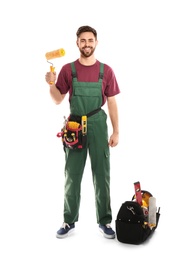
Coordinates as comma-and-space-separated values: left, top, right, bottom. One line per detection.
76, 25, 97, 39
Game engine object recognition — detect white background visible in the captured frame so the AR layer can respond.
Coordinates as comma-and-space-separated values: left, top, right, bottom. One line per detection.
0, 0, 185, 259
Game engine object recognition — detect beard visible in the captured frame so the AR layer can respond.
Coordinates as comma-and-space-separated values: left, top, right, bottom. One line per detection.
80, 46, 95, 57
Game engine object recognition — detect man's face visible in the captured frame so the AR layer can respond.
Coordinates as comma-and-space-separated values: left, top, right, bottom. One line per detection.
76, 32, 98, 57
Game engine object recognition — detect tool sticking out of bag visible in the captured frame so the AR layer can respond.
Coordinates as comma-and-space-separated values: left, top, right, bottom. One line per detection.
133, 181, 157, 228
148, 196, 157, 228
134, 181, 143, 205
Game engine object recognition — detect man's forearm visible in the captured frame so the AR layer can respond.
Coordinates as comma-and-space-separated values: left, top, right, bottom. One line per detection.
49, 84, 66, 104
107, 96, 119, 134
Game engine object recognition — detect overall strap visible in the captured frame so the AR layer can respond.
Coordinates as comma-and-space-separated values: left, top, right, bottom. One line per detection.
99, 62, 104, 82
71, 62, 77, 81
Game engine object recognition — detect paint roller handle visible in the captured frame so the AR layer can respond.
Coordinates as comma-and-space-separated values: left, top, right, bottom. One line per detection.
50, 65, 55, 72
49, 65, 55, 85
45, 70, 56, 86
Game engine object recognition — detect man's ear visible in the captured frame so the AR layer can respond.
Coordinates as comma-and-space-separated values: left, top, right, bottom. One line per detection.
76, 41, 79, 47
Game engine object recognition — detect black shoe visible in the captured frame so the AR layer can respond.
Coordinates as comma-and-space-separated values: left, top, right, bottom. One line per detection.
56, 223, 75, 238
99, 224, 115, 239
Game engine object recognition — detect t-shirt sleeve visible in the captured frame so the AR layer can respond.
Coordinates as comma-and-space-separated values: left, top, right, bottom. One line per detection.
104, 65, 121, 97
55, 64, 71, 94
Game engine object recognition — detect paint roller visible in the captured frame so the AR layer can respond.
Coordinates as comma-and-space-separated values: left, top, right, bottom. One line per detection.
45, 48, 65, 84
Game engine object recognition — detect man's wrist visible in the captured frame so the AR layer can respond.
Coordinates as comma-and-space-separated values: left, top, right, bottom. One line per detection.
49, 82, 56, 87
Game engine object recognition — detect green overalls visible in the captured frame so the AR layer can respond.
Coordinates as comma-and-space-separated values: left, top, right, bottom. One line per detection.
63, 62, 112, 225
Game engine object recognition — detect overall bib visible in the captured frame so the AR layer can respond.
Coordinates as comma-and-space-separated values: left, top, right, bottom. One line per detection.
63, 62, 112, 225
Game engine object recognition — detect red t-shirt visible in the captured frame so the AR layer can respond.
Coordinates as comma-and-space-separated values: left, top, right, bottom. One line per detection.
56, 59, 120, 106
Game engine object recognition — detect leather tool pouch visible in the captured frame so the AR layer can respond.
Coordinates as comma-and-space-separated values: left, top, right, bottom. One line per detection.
57, 115, 86, 149
56, 108, 101, 149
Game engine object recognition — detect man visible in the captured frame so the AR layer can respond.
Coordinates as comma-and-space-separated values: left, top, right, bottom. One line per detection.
45, 25, 120, 239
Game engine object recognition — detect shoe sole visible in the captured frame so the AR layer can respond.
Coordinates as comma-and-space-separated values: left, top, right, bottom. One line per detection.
56, 228, 75, 239
99, 228, 115, 239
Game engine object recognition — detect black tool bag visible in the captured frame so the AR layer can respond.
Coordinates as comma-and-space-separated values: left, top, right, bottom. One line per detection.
115, 200, 160, 245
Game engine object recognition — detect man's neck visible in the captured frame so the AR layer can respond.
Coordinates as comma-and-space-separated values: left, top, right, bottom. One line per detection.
78, 56, 96, 66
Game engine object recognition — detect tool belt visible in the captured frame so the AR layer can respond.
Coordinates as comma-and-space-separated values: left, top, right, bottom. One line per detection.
57, 108, 101, 149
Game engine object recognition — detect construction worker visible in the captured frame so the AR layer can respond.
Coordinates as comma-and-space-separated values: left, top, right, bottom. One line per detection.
45, 25, 120, 239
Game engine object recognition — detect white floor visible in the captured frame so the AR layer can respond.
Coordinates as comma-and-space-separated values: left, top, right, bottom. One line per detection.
1, 150, 183, 259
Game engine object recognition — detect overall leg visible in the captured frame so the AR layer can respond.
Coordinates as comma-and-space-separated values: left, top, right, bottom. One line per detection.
63, 147, 87, 223
88, 111, 112, 225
